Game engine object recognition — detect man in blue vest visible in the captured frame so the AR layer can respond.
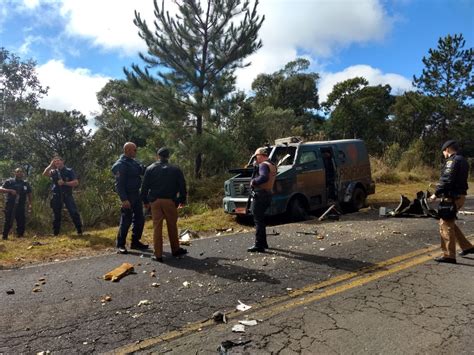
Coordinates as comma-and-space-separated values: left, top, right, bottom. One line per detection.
1, 168, 32, 239
112, 142, 149, 254
43, 157, 83, 236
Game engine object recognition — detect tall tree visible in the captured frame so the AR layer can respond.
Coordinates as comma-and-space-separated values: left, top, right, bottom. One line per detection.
13, 109, 90, 176
126, 0, 264, 178
0, 48, 48, 160
323, 77, 394, 154
413, 33, 474, 141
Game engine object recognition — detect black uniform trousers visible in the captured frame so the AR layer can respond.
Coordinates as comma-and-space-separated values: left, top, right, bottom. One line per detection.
251, 190, 272, 248
116, 192, 144, 248
51, 192, 82, 235
3, 201, 26, 238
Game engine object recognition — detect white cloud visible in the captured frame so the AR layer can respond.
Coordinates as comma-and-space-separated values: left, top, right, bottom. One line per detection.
236, 0, 394, 91
36, 60, 110, 118
22, 0, 40, 9
318, 65, 413, 102
58, 0, 160, 56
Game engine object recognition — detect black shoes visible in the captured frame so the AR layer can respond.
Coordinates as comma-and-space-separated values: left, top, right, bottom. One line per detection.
131, 241, 149, 250
459, 247, 474, 256
434, 256, 457, 264
117, 246, 128, 254
151, 255, 163, 262
247, 245, 266, 253
172, 247, 188, 257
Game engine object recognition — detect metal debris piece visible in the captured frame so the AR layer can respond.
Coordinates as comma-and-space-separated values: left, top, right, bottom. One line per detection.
151, 282, 160, 287
137, 300, 152, 307
459, 210, 474, 215
238, 319, 258, 326
103, 263, 134, 282
179, 229, 200, 242
183, 281, 190, 288
6, 289, 15, 295
101, 295, 112, 303
236, 300, 251, 311
297, 230, 318, 235
232, 324, 246, 332
32, 287, 42, 293
318, 204, 338, 221
267, 229, 280, 236
212, 311, 227, 323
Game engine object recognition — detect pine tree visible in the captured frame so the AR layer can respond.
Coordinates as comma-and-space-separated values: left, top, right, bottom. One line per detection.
126, 0, 264, 177
413, 34, 474, 140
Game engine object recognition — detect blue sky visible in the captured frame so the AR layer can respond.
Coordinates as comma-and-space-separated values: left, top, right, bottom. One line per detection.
1, 0, 473, 118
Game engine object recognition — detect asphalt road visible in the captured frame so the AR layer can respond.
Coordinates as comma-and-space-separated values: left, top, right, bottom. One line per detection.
1, 198, 474, 354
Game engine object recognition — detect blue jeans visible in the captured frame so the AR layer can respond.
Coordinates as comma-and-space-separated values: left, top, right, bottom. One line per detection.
116, 193, 144, 248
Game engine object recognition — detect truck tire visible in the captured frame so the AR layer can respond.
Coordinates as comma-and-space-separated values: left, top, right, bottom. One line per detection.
289, 197, 308, 221
350, 187, 366, 211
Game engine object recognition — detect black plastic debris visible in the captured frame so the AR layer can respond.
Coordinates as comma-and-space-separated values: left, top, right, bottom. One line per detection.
217, 340, 251, 354
380, 191, 438, 219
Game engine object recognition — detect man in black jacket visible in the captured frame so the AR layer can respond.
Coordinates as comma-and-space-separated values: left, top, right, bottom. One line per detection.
1, 168, 32, 239
141, 147, 187, 262
429, 140, 474, 263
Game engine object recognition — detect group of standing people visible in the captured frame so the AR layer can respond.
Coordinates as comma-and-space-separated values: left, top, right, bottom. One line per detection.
3, 139, 471, 265
112, 142, 188, 262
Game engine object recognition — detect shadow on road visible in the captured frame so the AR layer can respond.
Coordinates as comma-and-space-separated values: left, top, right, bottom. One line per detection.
268, 247, 375, 271
165, 255, 281, 285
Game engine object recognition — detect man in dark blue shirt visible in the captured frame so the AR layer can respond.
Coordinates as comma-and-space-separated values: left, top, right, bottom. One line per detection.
43, 157, 83, 236
141, 147, 187, 262
1, 168, 32, 239
112, 142, 149, 254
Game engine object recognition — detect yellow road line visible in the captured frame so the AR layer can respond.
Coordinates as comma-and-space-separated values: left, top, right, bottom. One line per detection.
110, 245, 440, 354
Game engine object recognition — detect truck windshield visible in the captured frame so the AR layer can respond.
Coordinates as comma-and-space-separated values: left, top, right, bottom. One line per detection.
271, 146, 297, 166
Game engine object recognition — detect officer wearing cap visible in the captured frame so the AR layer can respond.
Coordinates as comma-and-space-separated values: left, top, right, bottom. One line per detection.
247, 147, 277, 253
1, 168, 32, 239
141, 147, 187, 262
429, 140, 474, 263
111, 142, 149, 254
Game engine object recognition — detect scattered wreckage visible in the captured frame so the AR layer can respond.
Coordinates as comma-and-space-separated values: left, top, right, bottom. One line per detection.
379, 191, 439, 219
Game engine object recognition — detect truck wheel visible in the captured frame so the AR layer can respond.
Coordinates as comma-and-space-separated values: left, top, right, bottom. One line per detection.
350, 187, 366, 211
289, 198, 308, 221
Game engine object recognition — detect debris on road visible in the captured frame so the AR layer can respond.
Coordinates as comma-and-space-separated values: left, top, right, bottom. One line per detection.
380, 191, 437, 218
297, 230, 318, 235
318, 204, 341, 221
137, 300, 152, 307
100, 295, 112, 303
458, 210, 474, 215
231, 324, 246, 332
267, 229, 280, 236
236, 300, 251, 311
103, 263, 134, 282
6, 289, 15, 295
37, 351, 51, 355
32, 287, 42, 293
151, 282, 160, 287
217, 340, 251, 354
212, 311, 227, 323
238, 319, 258, 326
27, 241, 45, 250
179, 229, 200, 243
182, 281, 190, 288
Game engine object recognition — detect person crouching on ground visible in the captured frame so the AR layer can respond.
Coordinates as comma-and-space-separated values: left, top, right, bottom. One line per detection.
247, 147, 277, 253
141, 147, 187, 262
429, 140, 474, 263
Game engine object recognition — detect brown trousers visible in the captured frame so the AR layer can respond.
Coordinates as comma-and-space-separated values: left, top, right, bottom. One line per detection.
439, 195, 473, 258
150, 199, 180, 257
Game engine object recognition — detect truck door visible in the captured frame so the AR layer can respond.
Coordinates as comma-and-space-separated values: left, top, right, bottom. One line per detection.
320, 146, 338, 202
295, 147, 325, 209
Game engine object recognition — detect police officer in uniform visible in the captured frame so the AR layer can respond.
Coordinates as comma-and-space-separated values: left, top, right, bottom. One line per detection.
43, 157, 83, 236
141, 147, 187, 262
1, 168, 32, 239
429, 140, 474, 263
112, 142, 149, 254
248, 147, 277, 253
